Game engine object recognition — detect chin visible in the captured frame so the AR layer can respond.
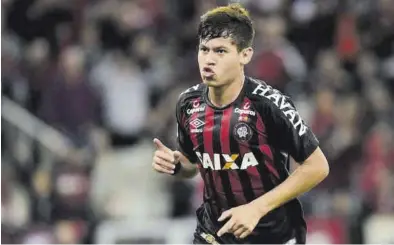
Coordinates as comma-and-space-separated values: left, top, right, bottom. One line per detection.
203, 80, 221, 87
202, 76, 219, 86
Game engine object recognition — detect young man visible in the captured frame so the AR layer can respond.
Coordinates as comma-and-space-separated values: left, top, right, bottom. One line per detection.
152, 4, 329, 244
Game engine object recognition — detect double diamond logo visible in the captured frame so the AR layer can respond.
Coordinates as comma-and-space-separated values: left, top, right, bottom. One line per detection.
190, 118, 205, 128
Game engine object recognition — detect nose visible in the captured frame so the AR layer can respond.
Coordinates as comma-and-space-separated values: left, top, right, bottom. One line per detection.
204, 52, 216, 66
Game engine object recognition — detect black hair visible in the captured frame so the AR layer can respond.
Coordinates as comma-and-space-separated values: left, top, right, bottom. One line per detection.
198, 3, 255, 52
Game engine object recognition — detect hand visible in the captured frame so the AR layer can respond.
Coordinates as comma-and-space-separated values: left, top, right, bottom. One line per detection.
152, 138, 181, 175
217, 203, 265, 239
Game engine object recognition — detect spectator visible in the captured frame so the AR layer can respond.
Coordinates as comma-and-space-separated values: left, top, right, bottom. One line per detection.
249, 15, 307, 94
39, 46, 101, 151
90, 51, 150, 148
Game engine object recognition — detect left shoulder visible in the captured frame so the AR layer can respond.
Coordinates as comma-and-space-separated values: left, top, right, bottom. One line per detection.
244, 77, 310, 137
244, 76, 296, 110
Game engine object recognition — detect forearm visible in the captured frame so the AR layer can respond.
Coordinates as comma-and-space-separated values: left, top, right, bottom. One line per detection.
251, 150, 329, 215
175, 153, 199, 179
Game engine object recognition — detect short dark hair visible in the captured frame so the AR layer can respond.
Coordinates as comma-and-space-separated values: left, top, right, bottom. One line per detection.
198, 3, 255, 52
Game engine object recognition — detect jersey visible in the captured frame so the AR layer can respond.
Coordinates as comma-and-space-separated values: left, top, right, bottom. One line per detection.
176, 77, 319, 243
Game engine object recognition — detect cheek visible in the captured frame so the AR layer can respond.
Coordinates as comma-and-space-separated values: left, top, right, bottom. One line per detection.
197, 52, 206, 64
222, 58, 240, 74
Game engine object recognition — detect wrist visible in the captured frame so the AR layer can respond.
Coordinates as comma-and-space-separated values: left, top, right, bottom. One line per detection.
250, 196, 273, 217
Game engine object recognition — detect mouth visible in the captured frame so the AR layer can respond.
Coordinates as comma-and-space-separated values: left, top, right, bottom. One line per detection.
202, 67, 215, 77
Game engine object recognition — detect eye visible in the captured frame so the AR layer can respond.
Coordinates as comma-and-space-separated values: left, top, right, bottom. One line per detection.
199, 46, 208, 52
216, 49, 226, 54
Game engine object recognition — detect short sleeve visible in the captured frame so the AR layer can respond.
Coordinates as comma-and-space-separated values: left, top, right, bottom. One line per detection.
259, 95, 319, 163
176, 97, 198, 163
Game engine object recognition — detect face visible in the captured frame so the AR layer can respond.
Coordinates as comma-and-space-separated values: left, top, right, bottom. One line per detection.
198, 37, 253, 87
61, 47, 85, 80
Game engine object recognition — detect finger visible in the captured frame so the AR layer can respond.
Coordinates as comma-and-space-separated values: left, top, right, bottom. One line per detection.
233, 227, 247, 238
153, 138, 171, 153
156, 151, 175, 163
239, 229, 251, 239
218, 209, 232, 222
230, 222, 243, 234
153, 163, 174, 174
154, 156, 176, 170
217, 218, 235, 237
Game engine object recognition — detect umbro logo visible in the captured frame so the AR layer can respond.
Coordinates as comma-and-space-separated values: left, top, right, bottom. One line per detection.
190, 118, 205, 128
190, 118, 205, 133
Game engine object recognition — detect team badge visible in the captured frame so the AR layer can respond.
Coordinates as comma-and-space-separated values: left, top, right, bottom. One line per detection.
233, 122, 253, 142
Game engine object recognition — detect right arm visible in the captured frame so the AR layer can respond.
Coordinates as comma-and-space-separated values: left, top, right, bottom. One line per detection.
175, 150, 199, 179
152, 138, 198, 179
152, 93, 199, 179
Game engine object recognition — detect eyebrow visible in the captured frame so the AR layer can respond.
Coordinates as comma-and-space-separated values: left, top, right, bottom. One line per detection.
199, 44, 229, 50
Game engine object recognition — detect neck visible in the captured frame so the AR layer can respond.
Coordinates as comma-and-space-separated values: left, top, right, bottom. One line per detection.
208, 73, 245, 108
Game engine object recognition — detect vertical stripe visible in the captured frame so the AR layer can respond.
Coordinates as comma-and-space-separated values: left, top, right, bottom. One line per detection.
189, 98, 219, 215
202, 105, 223, 215
221, 106, 247, 205
228, 101, 256, 203
260, 144, 280, 179
219, 108, 235, 194
237, 98, 264, 197
256, 113, 280, 180
189, 98, 209, 202
251, 110, 276, 193
207, 106, 237, 210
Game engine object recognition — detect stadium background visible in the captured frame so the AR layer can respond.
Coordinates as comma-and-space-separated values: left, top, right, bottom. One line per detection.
1, 0, 394, 243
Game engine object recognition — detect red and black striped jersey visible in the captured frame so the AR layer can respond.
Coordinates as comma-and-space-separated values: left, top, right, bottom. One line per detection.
176, 76, 319, 239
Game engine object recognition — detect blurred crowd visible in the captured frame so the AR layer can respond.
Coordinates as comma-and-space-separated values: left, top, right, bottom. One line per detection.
2, 0, 394, 243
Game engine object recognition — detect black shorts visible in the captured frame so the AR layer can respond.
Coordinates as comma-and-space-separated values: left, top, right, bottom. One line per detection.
192, 203, 306, 244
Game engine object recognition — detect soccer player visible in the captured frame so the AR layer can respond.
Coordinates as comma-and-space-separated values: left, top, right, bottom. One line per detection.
152, 3, 329, 244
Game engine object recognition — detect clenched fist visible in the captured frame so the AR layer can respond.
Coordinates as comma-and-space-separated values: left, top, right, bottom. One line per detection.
152, 138, 181, 175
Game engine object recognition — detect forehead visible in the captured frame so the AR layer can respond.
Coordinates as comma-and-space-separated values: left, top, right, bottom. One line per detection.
199, 37, 236, 49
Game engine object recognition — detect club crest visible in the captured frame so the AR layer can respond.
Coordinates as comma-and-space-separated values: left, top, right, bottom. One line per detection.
233, 122, 253, 142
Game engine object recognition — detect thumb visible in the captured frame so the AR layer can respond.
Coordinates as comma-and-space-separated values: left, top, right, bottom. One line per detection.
173, 151, 182, 163
218, 209, 232, 222
153, 138, 170, 152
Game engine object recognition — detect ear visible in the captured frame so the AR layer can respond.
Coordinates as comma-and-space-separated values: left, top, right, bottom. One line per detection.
240, 47, 254, 65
